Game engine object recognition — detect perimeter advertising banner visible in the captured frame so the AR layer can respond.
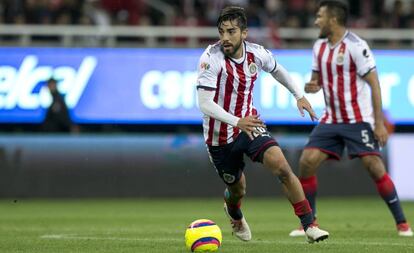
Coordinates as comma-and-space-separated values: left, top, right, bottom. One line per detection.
1, 48, 414, 124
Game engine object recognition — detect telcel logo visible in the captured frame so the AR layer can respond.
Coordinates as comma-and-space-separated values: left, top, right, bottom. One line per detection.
0, 55, 97, 110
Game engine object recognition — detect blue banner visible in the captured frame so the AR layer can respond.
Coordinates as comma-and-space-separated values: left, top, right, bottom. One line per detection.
1, 48, 414, 124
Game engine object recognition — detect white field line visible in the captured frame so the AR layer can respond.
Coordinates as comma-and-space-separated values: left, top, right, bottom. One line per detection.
40, 234, 414, 247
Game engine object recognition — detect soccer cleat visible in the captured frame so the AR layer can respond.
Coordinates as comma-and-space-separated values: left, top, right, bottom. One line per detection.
289, 226, 306, 237
289, 220, 318, 237
224, 203, 252, 241
397, 222, 413, 237
305, 225, 329, 243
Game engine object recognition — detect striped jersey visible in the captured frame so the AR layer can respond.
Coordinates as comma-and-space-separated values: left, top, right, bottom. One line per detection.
197, 41, 277, 146
313, 31, 376, 126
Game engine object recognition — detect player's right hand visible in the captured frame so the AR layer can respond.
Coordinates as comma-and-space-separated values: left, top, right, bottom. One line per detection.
374, 123, 389, 147
237, 115, 265, 140
304, 80, 321, 93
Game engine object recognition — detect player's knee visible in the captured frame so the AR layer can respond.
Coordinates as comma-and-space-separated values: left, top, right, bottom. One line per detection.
275, 166, 293, 183
267, 157, 292, 180
299, 152, 319, 171
263, 148, 290, 175
265, 154, 289, 176
230, 188, 246, 199
362, 156, 385, 179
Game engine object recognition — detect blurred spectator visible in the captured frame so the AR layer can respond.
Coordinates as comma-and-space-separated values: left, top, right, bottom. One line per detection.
407, 1, 414, 43
84, 0, 111, 27
0, 0, 412, 30
100, 0, 144, 25
42, 78, 80, 134
389, 0, 409, 28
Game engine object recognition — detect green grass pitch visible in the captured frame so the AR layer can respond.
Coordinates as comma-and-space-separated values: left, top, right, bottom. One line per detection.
1, 198, 413, 253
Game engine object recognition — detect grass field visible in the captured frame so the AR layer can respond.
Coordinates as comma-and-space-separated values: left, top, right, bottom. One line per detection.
1, 198, 413, 253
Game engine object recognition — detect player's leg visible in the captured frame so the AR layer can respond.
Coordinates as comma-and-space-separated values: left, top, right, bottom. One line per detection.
288, 149, 328, 237
361, 155, 413, 236
261, 146, 329, 243
224, 173, 246, 220
345, 122, 412, 236
299, 148, 328, 221
223, 172, 252, 241
290, 124, 342, 237
207, 140, 251, 241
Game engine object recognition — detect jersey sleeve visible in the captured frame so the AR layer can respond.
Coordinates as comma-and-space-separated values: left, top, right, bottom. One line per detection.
256, 46, 277, 73
311, 42, 320, 72
351, 40, 376, 77
196, 49, 221, 90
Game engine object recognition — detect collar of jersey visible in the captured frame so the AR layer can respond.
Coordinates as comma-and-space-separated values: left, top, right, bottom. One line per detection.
227, 41, 246, 65
328, 30, 349, 49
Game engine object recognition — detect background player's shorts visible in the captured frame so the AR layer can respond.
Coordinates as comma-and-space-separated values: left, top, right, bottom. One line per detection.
207, 127, 279, 185
305, 122, 381, 160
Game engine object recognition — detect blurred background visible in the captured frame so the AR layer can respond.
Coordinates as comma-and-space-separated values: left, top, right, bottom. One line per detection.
0, 0, 413, 200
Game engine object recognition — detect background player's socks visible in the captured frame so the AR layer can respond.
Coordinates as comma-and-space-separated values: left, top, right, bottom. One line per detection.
300, 176, 318, 220
293, 199, 313, 231
224, 188, 243, 220
375, 173, 406, 224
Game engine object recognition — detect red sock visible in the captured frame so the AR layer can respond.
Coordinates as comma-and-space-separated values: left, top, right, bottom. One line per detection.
375, 173, 406, 224
292, 199, 313, 231
375, 173, 395, 198
300, 176, 317, 196
300, 176, 317, 219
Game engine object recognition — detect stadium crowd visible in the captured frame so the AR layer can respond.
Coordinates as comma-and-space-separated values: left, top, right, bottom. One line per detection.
1, 0, 413, 29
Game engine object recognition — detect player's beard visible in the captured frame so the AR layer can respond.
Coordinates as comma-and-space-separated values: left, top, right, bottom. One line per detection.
222, 38, 243, 58
318, 26, 331, 39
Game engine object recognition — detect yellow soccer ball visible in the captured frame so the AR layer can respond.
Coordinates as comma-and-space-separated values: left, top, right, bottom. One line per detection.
185, 219, 222, 252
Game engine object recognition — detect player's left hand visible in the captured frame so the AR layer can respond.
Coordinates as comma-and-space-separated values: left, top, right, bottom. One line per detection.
374, 123, 388, 147
297, 96, 318, 121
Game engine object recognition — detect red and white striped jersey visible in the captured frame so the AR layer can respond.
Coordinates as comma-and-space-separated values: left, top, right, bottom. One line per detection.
313, 31, 376, 126
197, 41, 277, 146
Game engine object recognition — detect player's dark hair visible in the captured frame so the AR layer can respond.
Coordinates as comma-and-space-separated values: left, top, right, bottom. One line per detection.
319, 0, 348, 26
217, 6, 247, 31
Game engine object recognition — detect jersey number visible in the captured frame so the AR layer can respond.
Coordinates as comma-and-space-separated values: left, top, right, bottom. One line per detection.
361, 129, 375, 149
361, 130, 369, 143
252, 127, 270, 138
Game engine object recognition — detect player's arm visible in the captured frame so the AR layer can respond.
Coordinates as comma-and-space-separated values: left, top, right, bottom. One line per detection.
196, 50, 241, 129
353, 39, 388, 147
305, 71, 322, 93
363, 70, 388, 147
270, 64, 318, 121
306, 41, 323, 94
197, 87, 239, 127
197, 88, 264, 140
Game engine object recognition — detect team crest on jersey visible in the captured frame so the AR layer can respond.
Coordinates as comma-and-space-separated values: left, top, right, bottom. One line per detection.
337, 52, 344, 65
248, 62, 257, 75
200, 62, 210, 71
337, 44, 346, 65
223, 173, 236, 184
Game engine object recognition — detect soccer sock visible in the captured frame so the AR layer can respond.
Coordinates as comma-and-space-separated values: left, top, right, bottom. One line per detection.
224, 188, 243, 220
375, 173, 406, 224
292, 199, 313, 231
300, 176, 318, 220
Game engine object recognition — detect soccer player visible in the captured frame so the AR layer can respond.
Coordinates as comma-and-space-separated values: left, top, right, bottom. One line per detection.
196, 6, 329, 243
289, 0, 413, 237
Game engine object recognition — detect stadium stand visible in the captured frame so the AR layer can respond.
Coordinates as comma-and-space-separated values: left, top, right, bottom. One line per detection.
0, 0, 413, 48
